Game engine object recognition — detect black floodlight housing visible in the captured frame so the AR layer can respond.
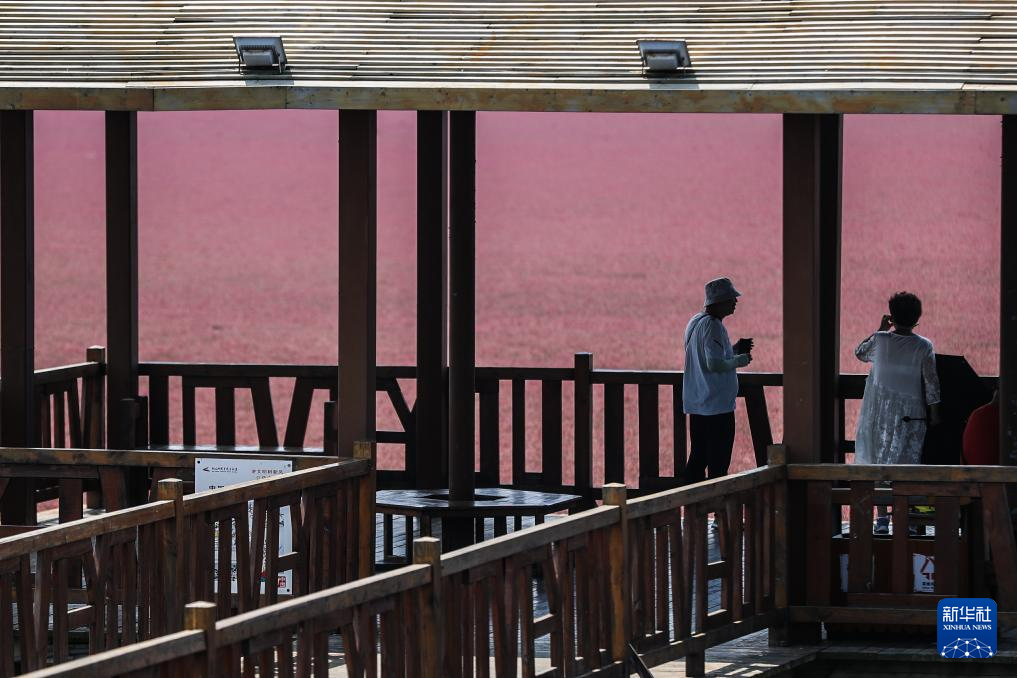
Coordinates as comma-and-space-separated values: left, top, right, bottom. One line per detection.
233, 36, 287, 74
637, 39, 691, 75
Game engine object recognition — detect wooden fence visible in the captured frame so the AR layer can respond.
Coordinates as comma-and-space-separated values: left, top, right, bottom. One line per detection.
0, 453, 372, 675
132, 357, 998, 500
29, 451, 1017, 678
788, 463, 1017, 631
26, 456, 786, 677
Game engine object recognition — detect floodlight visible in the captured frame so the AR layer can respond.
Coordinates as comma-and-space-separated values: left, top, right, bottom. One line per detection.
233, 36, 287, 74
637, 40, 691, 75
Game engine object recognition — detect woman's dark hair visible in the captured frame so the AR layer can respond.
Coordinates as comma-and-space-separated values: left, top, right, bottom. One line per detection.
888, 291, 922, 327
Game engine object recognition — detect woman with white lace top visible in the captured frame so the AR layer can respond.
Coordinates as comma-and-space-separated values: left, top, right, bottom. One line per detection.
854, 291, 942, 534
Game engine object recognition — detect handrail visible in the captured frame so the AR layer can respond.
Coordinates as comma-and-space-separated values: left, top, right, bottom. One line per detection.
628, 464, 786, 519
788, 463, 1017, 482
33, 361, 103, 385
0, 500, 175, 561
139, 361, 415, 379
183, 458, 369, 513
215, 565, 432, 646
22, 631, 206, 678
0, 446, 334, 470
441, 505, 618, 576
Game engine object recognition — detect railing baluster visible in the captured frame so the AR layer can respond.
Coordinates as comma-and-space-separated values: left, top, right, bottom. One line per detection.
478, 378, 500, 486
638, 383, 659, 485
604, 383, 625, 485
512, 378, 526, 485
541, 379, 563, 489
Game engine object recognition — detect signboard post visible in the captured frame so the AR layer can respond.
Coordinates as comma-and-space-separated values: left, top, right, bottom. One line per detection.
195, 457, 294, 595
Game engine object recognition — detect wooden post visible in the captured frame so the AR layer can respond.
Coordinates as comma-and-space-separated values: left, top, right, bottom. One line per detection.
574, 353, 594, 507
447, 110, 476, 550
781, 115, 839, 643
157, 479, 185, 634
354, 440, 376, 578
0, 110, 35, 525
766, 444, 792, 646
413, 537, 443, 678
338, 110, 377, 458
602, 484, 630, 667
416, 110, 449, 488
105, 111, 139, 450
1001, 115, 1017, 464
84, 346, 107, 449
184, 601, 217, 677
782, 113, 841, 464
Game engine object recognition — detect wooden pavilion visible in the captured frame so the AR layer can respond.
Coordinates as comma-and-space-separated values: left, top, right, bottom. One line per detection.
1, 1, 1017, 676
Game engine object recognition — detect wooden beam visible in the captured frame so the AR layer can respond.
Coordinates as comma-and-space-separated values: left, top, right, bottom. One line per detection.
415, 110, 448, 488
338, 110, 377, 457
782, 113, 842, 464
105, 111, 139, 450
0, 110, 35, 524
446, 110, 476, 550
1001, 115, 1017, 465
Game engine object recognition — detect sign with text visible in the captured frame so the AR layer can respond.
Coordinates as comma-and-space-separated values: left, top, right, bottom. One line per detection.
195, 457, 294, 595
938, 598, 996, 658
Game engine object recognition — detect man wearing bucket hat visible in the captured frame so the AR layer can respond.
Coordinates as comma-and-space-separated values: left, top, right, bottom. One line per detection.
682, 277, 754, 483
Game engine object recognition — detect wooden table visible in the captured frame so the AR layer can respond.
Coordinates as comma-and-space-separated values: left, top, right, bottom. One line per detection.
375, 487, 582, 561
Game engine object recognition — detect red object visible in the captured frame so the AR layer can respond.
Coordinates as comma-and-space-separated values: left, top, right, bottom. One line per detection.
962, 402, 1000, 465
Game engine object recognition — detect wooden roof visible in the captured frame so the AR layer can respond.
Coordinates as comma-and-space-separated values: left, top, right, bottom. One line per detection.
3, 1, 1017, 114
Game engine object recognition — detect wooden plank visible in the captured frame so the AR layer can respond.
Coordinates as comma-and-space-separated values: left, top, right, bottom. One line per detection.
214, 386, 236, 447
788, 464, 1017, 483
934, 495, 960, 596
804, 482, 832, 605
250, 377, 280, 447
541, 379, 563, 488
673, 381, 687, 480
603, 383, 624, 485
847, 481, 874, 594
742, 385, 773, 468
512, 378, 526, 486
479, 378, 500, 486
637, 384, 659, 484
574, 353, 594, 496
979, 483, 1017, 608
891, 495, 910, 594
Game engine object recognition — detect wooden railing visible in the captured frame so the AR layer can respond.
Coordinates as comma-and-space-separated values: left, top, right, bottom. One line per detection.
788, 463, 1017, 630
28, 461, 786, 677
136, 362, 415, 454
0, 348, 108, 526
0, 448, 332, 530
0, 452, 372, 675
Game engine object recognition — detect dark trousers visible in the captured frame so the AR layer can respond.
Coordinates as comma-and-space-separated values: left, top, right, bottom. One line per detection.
685, 412, 736, 484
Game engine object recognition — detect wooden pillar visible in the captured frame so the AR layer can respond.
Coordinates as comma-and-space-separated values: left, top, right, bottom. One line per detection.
416, 110, 449, 488
1001, 115, 1017, 464
779, 113, 841, 646
338, 110, 377, 458
446, 110, 476, 550
0, 110, 35, 524
105, 111, 139, 450
782, 113, 842, 464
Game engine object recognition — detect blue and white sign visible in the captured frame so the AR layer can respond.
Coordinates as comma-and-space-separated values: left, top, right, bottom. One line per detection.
938, 598, 996, 658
